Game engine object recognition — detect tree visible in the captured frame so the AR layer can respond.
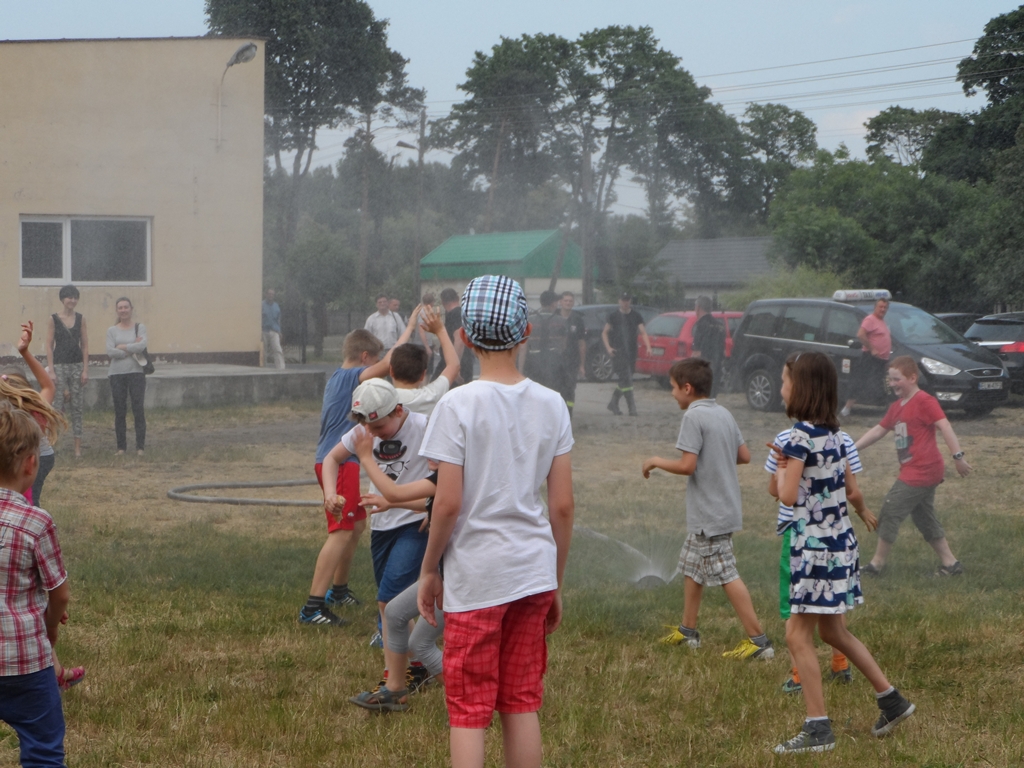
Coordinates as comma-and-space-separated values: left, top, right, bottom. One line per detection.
436, 34, 569, 232
205, 0, 410, 254
741, 103, 817, 223
286, 222, 357, 356
864, 106, 957, 166
957, 6, 1024, 105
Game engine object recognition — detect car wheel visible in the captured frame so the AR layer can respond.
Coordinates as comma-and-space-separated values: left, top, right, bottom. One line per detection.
655, 376, 672, 390
745, 368, 779, 411
588, 349, 614, 382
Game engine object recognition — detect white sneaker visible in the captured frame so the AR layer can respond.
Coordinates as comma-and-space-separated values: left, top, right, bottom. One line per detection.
840, 406, 852, 418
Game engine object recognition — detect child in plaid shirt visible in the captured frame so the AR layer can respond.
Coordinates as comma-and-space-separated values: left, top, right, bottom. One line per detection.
0, 402, 70, 767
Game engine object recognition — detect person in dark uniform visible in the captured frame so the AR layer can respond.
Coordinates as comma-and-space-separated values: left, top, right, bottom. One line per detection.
601, 293, 652, 416
690, 295, 726, 397
440, 288, 474, 386
559, 291, 587, 417
524, 291, 566, 392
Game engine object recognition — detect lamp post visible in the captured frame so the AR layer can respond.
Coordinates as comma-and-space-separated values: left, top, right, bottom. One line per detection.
217, 42, 258, 150
397, 108, 427, 302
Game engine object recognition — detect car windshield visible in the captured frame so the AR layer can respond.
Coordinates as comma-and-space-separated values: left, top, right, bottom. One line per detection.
883, 304, 964, 345
646, 315, 686, 337
965, 318, 1024, 342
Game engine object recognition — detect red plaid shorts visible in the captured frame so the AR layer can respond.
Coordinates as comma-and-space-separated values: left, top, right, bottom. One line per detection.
442, 590, 555, 729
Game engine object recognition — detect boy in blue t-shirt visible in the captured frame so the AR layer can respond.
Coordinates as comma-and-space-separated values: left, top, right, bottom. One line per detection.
299, 321, 415, 627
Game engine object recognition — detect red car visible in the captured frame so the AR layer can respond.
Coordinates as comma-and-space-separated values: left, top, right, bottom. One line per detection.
636, 311, 744, 386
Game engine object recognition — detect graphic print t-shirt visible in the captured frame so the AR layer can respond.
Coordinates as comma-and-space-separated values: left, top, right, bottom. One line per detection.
879, 390, 946, 487
340, 410, 430, 531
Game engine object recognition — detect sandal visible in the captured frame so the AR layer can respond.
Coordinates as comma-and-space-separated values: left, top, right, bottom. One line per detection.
56, 665, 86, 691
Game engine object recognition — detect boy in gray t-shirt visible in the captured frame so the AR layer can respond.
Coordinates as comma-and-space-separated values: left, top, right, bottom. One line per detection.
642, 359, 773, 660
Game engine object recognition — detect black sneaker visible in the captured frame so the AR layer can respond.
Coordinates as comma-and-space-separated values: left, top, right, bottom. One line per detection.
298, 606, 347, 627
326, 586, 362, 606
861, 562, 884, 577
406, 664, 432, 694
830, 667, 853, 684
773, 720, 836, 754
872, 689, 915, 737
935, 561, 964, 577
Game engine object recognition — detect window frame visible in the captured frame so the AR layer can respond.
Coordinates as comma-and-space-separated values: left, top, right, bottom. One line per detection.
19, 214, 152, 287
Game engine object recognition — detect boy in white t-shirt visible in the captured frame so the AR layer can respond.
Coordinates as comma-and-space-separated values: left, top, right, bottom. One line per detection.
390, 305, 461, 416
418, 275, 575, 768
321, 378, 432, 694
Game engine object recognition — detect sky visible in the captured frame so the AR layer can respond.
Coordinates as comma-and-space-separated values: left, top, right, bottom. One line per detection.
0, 0, 1015, 211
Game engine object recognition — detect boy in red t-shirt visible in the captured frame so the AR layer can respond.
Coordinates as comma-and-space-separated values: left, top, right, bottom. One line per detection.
854, 356, 971, 576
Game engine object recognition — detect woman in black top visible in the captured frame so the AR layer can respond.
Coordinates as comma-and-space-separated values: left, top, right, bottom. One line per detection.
45, 284, 89, 458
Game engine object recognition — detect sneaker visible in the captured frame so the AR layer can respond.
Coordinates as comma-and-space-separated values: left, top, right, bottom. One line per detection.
773, 720, 836, 754
349, 686, 410, 712
298, 606, 347, 627
56, 666, 86, 692
406, 665, 433, 694
935, 561, 964, 577
325, 586, 362, 607
830, 667, 853, 684
723, 638, 775, 660
781, 677, 802, 694
861, 562, 884, 577
872, 689, 915, 737
660, 625, 700, 648
368, 630, 384, 649
840, 405, 852, 418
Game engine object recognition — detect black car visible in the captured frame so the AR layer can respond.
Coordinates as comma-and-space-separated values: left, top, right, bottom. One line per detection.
575, 304, 661, 381
964, 313, 1024, 394
728, 294, 1010, 415
935, 313, 982, 335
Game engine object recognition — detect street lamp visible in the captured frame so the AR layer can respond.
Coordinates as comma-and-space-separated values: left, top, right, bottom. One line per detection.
218, 42, 258, 150
397, 108, 427, 301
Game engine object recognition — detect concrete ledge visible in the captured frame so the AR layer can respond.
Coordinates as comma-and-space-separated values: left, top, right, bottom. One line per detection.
78, 364, 328, 410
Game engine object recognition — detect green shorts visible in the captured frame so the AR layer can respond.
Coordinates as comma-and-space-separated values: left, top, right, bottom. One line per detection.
780, 527, 792, 620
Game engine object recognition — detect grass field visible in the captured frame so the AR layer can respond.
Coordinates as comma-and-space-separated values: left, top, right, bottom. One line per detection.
4, 385, 1023, 766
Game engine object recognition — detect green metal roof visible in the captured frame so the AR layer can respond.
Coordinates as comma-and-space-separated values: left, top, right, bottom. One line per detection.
420, 230, 582, 281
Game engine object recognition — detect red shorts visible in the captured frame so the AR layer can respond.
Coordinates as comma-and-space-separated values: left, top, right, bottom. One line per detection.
314, 461, 367, 532
442, 590, 555, 729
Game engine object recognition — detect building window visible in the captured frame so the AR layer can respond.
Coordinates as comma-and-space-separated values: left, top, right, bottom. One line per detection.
20, 216, 151, 286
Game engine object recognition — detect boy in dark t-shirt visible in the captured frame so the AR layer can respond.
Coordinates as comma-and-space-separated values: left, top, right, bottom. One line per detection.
854, 356, 972, 577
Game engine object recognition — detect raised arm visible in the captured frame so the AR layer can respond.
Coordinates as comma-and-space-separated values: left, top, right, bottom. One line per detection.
423, 308, 461, 385
854, 424, 889, 451
17, 322, 55, 403
45, 315, 56, 374
359, 306, 424, 382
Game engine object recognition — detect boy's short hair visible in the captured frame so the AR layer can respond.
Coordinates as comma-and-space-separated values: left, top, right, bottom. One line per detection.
0, 402, 41, 479
59, 284, 80, 301
670, 358, 712, 396
390, 343, 429, 383
342, 329, 384, 362
539, 290, 559, 308
440, 287, 459, 304
350, 378, 400, 423
889, 355, 919, 379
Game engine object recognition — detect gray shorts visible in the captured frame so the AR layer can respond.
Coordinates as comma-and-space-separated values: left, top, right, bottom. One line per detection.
877, 480, 944, 544
679, 532, 740, 587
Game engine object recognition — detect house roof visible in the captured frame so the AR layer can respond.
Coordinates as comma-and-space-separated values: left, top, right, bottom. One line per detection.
420, 230, 582, 281
653, 236, 774, 287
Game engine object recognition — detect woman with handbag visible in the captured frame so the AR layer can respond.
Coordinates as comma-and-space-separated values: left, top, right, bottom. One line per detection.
45, 284, 89, 458
105, 297, 148, 455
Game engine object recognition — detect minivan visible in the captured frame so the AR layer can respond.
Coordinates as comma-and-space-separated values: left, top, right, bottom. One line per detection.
729, 291, 1009, 415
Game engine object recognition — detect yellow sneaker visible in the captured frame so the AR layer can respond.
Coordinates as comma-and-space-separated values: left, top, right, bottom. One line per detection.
722, 637, 774, 660
660, 625, 700, 648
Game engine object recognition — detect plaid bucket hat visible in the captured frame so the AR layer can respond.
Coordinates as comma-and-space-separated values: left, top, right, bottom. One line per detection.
461, 275, 530, 351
